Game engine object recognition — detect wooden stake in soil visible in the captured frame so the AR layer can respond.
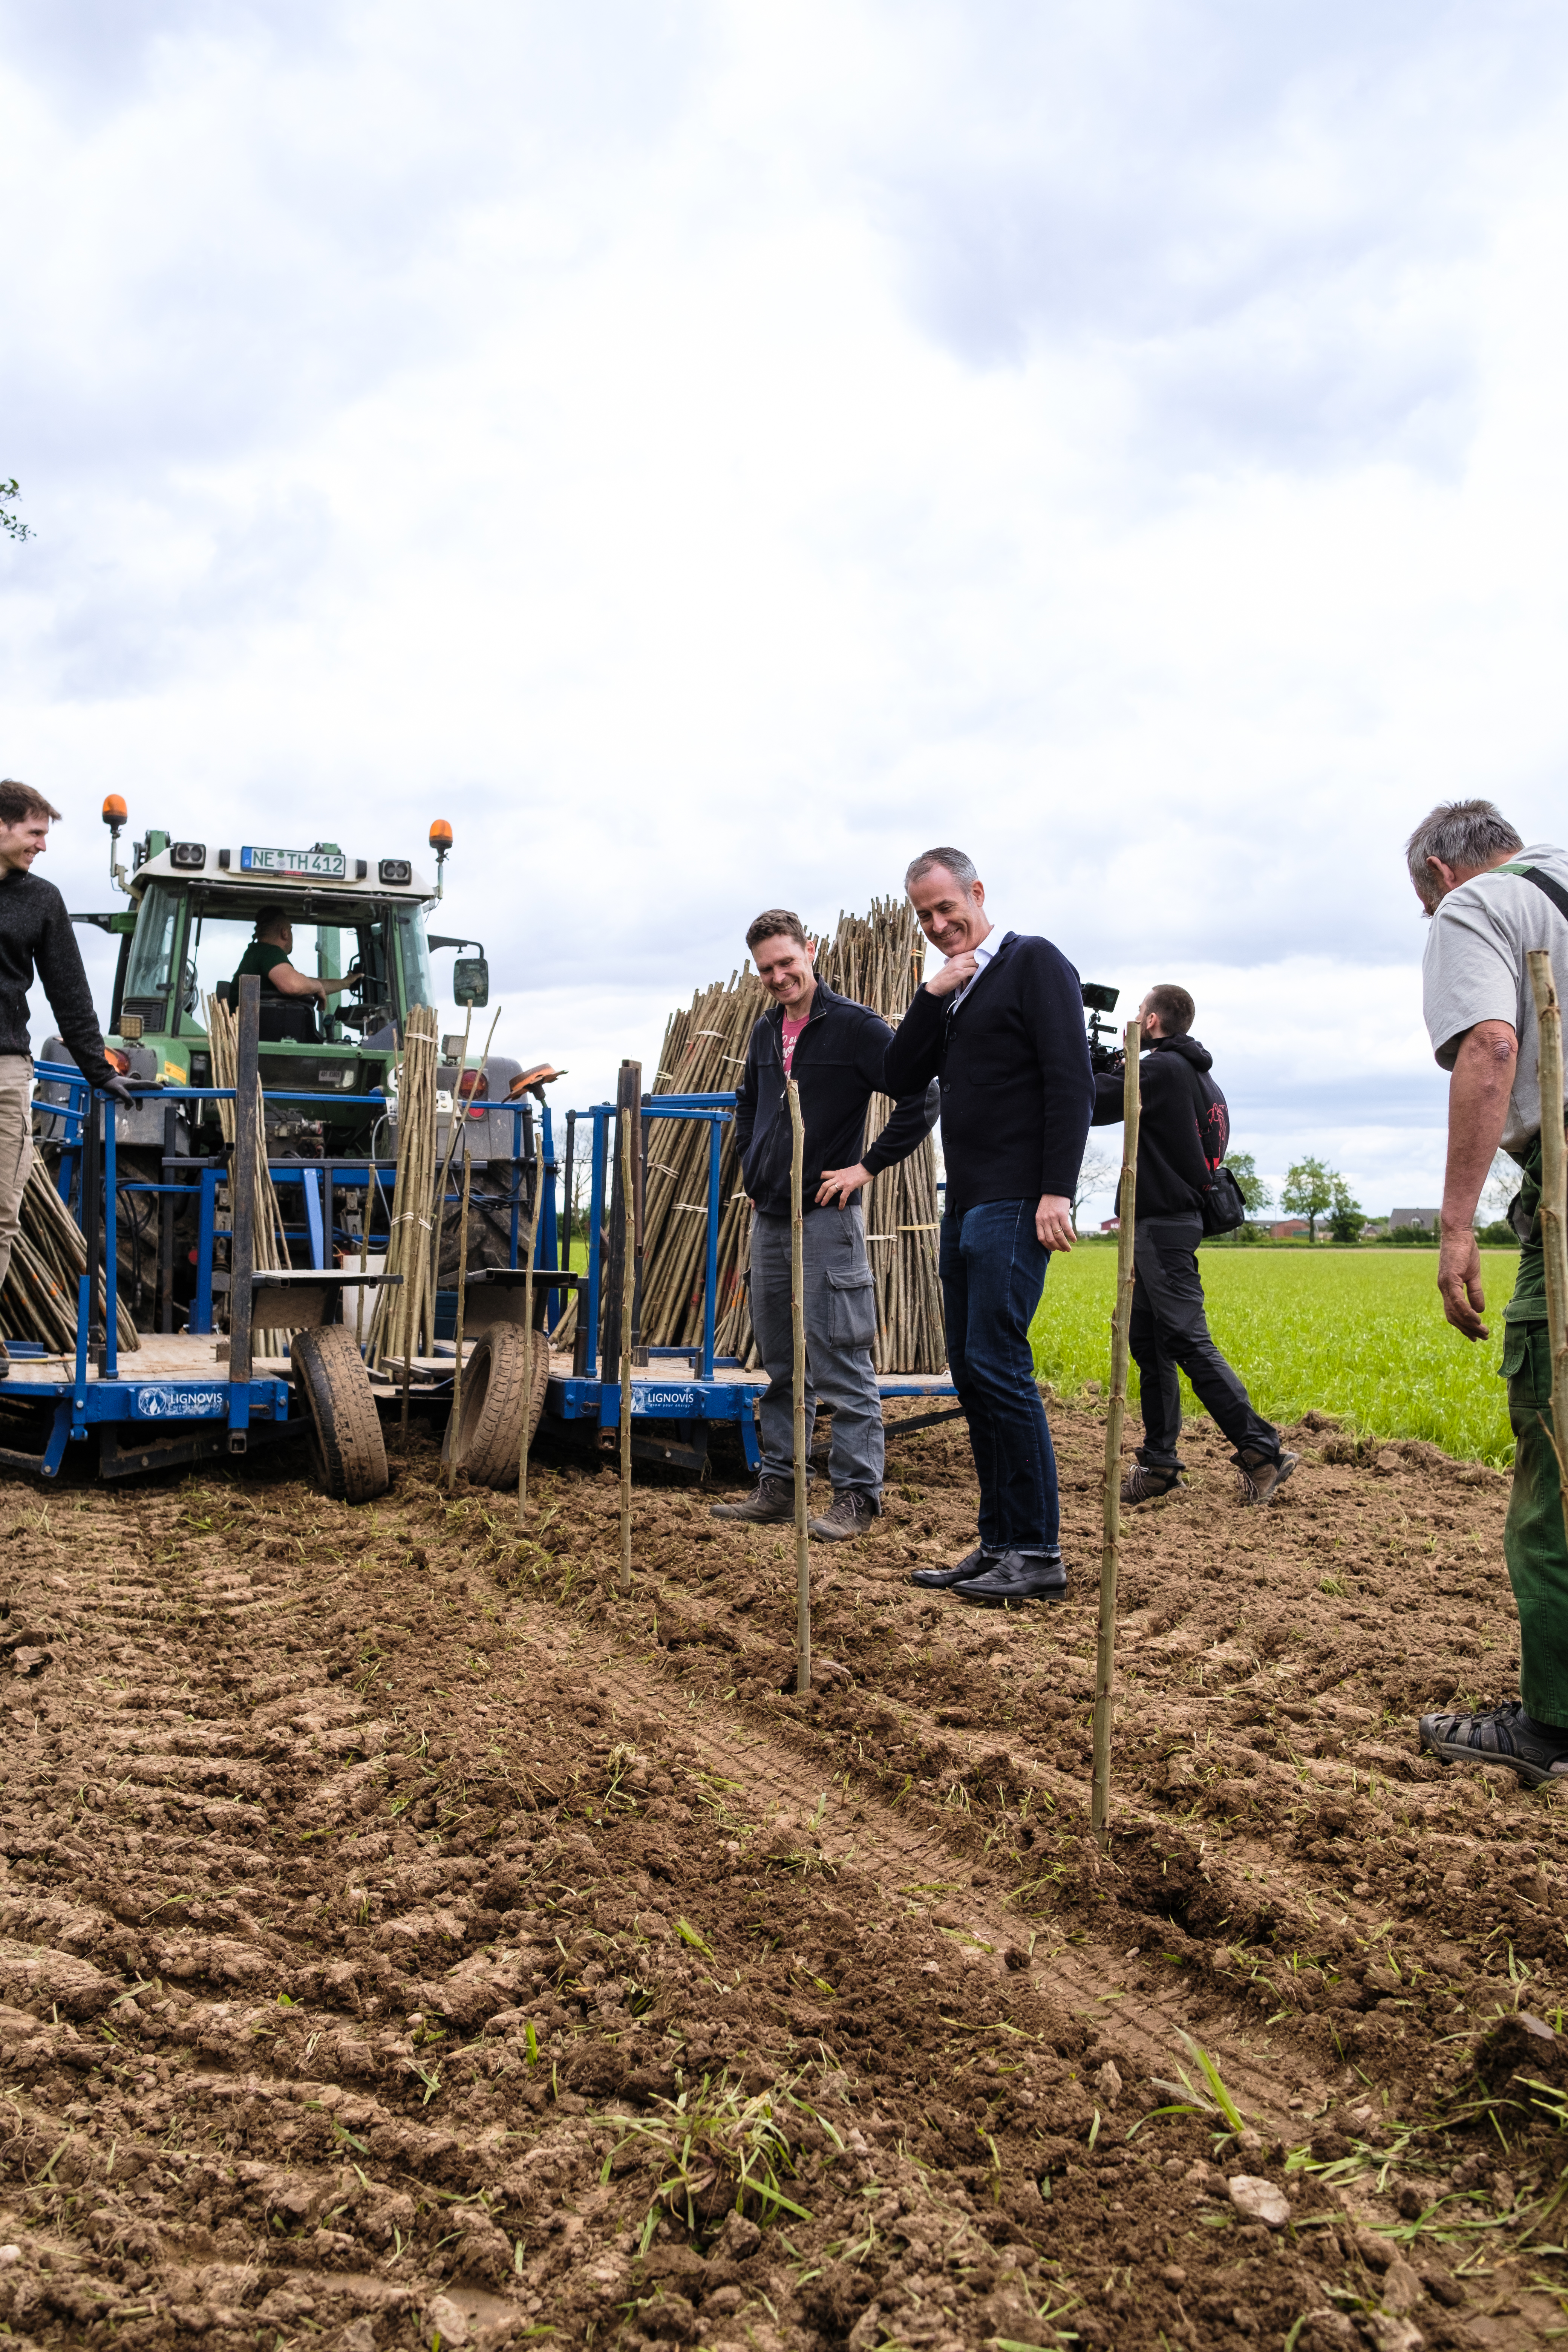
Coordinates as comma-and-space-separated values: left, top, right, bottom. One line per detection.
517, 1121, 546, 1525
446, 1139, 473, 1493
789, 1078, 811, 1694
618, 1112, 635, 1595
1091, 1022, 1142, 1848
1528, 949, 1568, 1546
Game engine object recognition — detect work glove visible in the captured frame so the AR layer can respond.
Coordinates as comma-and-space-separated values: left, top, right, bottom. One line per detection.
101, 1075, 139, 1108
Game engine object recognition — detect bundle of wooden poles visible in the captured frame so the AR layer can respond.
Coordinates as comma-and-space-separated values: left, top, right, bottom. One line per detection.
637, 896, 945, 1372
206, 996, 289, 1344
0, 1159, 140, 1356
367, 1004, 440, 1371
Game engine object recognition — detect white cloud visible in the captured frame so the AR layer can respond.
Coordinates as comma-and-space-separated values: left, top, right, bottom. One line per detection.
3, 0, 1568, 1216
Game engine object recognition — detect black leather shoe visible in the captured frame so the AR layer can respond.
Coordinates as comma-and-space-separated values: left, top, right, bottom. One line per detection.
910, 1546, 994, 1589
955, 1549, 1067, 1605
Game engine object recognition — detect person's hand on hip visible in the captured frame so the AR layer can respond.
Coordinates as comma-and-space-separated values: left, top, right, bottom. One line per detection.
816, 1162, 871, 1208
1036, 1194, 1074, 1252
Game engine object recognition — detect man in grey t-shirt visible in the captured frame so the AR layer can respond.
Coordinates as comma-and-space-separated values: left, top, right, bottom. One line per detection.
1410, 797, 1568, 1787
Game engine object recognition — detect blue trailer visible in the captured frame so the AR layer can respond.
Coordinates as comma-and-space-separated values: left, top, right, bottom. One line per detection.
0, 1019, 957, 1492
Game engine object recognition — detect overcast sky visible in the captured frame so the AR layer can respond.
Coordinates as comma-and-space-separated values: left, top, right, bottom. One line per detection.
5, 0, 1568, 1216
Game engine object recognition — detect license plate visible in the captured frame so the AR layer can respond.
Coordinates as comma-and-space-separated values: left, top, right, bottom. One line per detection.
240, 846, 348, 879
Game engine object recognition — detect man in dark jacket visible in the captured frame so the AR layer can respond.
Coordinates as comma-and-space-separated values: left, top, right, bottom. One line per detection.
883, 848, 1093, 1605
0, 780, 134, 1376
1092, 983, 1295, 1505
714, 908, 938, 1540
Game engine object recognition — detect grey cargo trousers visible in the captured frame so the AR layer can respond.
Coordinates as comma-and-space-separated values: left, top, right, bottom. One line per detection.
749, 1204, 883, 1497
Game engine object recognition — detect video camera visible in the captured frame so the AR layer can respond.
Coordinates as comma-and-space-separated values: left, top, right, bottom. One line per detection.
1082, 982, 1122, 1074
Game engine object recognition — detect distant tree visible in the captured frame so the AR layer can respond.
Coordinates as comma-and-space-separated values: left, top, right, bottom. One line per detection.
0, 479, 31, 543
1327, 1174, 1366, 1245
1281, 1156, 1335, 1244
1072, 1148, 1120, 1226
1223, 1151, 1271, 1214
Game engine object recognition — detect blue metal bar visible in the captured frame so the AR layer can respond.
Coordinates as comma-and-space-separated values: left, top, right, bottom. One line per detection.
302, 1169, 325, 1268
102, 1099, 118, 1380
582, 1103, 611, 1379
702, 1115, 721, 1380
72, 1274, 90, 1425
191, 1168, 222, 1335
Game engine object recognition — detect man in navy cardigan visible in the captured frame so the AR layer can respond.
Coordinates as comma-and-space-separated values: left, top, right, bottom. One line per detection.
882, 848, 1093, 1603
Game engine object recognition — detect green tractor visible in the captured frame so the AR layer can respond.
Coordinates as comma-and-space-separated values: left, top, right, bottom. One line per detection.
46, 804, 525, 1328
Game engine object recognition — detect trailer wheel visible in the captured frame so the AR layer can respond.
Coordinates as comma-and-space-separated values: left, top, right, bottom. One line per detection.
292, 1325, 389, 1503
442, 1326, 550, 1488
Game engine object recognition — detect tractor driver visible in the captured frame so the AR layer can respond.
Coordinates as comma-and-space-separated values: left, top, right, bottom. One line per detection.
231, 908, 357, 1011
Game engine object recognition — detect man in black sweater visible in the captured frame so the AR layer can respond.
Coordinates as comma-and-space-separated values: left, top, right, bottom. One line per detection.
0, 780, 134, 1376
1091, 983, 1295, 1505
882, 848, 1093, 1604
715, 908, 938, 1540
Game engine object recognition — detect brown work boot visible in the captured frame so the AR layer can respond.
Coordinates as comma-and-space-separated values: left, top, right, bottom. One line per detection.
807, 1489, 880, 1542
710, 1474, 797, 1524
1232, 1447, 1300, 1506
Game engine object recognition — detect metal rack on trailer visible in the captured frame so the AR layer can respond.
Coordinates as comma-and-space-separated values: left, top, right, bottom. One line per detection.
537, 1083, 960, 1476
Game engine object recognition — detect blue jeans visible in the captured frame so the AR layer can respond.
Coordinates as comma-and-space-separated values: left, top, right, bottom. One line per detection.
940, 1199, 1059, 1553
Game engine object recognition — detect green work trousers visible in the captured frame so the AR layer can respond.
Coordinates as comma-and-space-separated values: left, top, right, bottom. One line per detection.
1502, 1317, 1568, 1727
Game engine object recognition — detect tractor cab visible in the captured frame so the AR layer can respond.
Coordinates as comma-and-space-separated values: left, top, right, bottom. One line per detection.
71, 811, 487, 1154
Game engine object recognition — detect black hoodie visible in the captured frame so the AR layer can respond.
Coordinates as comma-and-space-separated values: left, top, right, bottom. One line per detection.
733, 979, 939, 1220
1091, 1033, 1230, 1222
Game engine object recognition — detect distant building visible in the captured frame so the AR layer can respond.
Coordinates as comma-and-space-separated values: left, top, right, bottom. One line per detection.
1269, 1219, 1311, 1238
1390, 1207, 1440, 1231
1100, 1217, 1120, 1232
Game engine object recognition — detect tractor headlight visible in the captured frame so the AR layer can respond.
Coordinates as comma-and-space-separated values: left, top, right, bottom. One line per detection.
378, 857, 412, 886
170, 841, 206, 869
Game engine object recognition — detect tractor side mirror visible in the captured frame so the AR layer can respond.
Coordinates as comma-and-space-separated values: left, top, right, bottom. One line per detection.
452, 955, 489, 1009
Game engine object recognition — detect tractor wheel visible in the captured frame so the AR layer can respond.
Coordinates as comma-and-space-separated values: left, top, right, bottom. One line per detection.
292, 1325, 389, 1503
441, 1326, 550, 1488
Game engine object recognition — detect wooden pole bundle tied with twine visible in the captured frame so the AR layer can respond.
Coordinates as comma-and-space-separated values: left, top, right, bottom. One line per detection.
1091, 1024, 1142, 1847
789, 1078, 811, 1694
1528, 950, 1568, 1545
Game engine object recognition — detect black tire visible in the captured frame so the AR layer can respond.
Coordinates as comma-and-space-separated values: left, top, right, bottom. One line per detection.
292, 1324, 389, 1503
441, 1325, 550, 1488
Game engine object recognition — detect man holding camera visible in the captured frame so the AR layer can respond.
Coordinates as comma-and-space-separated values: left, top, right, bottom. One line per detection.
884, 850, 1093, 1604
1092, 984, 1295, 1506
1406, 798, 1568, 1786
0, 780, 136, 1377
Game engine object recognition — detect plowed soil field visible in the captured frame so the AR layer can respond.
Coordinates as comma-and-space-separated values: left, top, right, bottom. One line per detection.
3, 1398, 1568, 2352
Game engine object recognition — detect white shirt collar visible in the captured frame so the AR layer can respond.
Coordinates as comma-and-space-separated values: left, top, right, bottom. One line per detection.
950, 923, 1005, 1008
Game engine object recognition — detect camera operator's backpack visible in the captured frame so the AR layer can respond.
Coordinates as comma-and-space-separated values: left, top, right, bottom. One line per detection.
1182, 1062, 1248, 1236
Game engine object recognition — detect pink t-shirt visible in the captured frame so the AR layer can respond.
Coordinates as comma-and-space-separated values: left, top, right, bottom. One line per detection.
781, 1012, 808, 1075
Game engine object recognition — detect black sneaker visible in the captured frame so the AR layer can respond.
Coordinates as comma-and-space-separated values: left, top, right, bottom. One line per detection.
1419, 1700, 1568, 1790
1232, 1447, 1299, 1506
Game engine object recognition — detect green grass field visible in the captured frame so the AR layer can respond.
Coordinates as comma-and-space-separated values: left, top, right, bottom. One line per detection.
1029, 1246, 1522, 1466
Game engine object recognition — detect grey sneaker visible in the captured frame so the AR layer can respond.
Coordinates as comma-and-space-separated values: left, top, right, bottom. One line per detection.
1232, 1447, 1299, 1506
1122, 1462, 1181, 1505
808, 1489, 880, 1542
1419, 1700, 1568, 1790
710, 1474, 798, 1524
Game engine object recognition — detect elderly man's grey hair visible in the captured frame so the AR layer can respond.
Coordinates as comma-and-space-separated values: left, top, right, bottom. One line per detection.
904, 846, 980, 894
1404, 800, 1524, 914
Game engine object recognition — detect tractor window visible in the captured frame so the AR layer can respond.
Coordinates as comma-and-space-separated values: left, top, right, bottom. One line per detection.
179, 903, 406, 1040
122, 884, 182, 1016
395, 907, 435, 1016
